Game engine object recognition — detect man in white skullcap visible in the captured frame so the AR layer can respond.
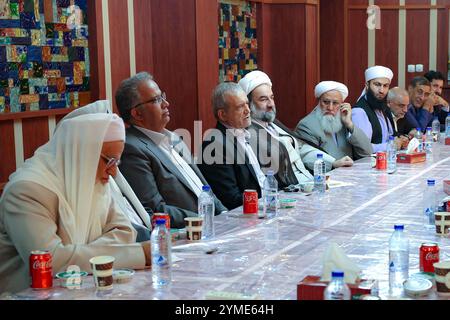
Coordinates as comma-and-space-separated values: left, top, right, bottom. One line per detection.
352, 65, 395, 152
0, 113, 151, 293
239, 71, 354, 189
295, 81, 372, 160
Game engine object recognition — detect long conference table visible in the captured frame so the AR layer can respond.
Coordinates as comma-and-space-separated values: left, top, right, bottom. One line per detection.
9, 141, 450, 300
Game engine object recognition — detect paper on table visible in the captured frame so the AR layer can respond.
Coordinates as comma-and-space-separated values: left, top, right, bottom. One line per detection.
327, 180, 354, 189
406, 138, 420, 154
173, 254, 184, 263
320, 242, 361, 284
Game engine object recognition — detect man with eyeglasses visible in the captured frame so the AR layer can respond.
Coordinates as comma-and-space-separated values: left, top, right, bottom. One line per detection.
385, 87, 414, 149
296, 81, 372, 160
423, 70, 449, 132
116, 72, 227, 229
403, 76, 433, 133
352, 65, 395, 152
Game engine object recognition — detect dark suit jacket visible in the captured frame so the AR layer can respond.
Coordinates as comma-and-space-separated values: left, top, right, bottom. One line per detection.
119, 126, 227, 229
248, 121, 298, 189
198, 122, 261, 210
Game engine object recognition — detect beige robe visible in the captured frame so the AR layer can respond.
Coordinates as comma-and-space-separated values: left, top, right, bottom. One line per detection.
0, 181, 146, 294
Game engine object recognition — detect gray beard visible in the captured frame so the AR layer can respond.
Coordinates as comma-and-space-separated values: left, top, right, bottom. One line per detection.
250, 102, 276, 123
316, 107, 343, 134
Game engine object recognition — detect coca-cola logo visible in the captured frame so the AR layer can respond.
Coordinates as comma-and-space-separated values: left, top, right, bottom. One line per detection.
425, 252, 439, 261
33, 259, 52, 269
244, 194, 257, 202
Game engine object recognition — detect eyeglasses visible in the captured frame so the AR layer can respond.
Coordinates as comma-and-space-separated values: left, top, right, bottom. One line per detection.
100, 153, 121, 170
132, 92, 167, 109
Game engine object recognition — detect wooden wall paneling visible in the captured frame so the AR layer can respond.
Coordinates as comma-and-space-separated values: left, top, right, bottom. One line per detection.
320, 0, 345, 83
305, 4, 320, 113
375, 8, 399, 87
257, 3, 273, 75
347, 8, 369, 104
348, 0, 369, 5
0, 120, 16, 183
437, 7, 449, 75
151, 0, 198, 135
21, 117, 49, 160
87, 0, 106, 102
268, 5, 307, 128
108, 0, 131, 111
134, 0, 154, 74
405, 9, 430, 86
195, 0, 219, 136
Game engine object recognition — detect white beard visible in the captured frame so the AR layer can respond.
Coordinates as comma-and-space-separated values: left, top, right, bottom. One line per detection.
317, 108, 343, 134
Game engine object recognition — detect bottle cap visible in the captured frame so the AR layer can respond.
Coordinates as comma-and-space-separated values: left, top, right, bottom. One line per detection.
155, 219, 166, 225
267, 170, 274, 175
394, 224, 404, 231
426, 127, 432, 131
331, 270, 344, 278
317, 153, 323, 159
417, 127, 421, 131
389, 136, 394, 141
427, 179, 436, 186
202, 185, 211, 192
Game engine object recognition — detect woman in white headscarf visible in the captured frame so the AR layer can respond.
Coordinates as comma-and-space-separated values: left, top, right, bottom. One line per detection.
56, 101, 152, 242
0, 113, 150, 293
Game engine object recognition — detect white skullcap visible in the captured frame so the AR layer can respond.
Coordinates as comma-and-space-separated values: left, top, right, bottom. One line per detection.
314, 81, 349, 100
365, 66, 394, 82
104, 114, 125, 142
238, 70, 272, 95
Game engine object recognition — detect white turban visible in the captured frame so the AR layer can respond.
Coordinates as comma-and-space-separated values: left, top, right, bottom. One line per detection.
314, 81, 349, 101
238, 70, 272, 95
365, 66, 394, 82
104, 114, 125, 142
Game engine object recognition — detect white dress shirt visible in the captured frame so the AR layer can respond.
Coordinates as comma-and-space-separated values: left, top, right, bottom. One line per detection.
135, 126, 204, 197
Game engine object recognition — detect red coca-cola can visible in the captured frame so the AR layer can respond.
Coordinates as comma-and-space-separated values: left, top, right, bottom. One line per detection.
376, 152, 387, 170
420, 243, 439, 273
29, 250, 53, 289
243, 190, 258, 214
151, 213, 170, 230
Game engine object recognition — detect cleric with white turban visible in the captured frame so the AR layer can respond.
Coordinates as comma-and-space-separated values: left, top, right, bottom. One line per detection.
352, 65, 395, 153
314, 81, 349, 101
238, 70, 272, 96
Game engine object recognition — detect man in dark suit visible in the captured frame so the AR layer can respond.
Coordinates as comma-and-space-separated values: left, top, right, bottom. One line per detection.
386, 87, 414, 149
198, 82, 265, 210
115, 72, 227, 228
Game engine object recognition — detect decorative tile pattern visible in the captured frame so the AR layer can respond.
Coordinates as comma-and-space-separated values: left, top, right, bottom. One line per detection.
0, 0, 90, 113
218, 1, 257, 83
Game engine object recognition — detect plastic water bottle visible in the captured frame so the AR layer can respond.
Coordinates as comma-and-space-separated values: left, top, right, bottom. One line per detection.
262, 170, 278, 219
423, 179, 436, 228
151, 219, 172, 288
314, 154, 326, 193
323, 270, 351, 300
198, 185, 215, 239
387, 136, 397, 174
389, 225, 409, 296
446, 114, 450, 138
424, 127, 433, 160
415, 128, 423, 152
432, 117, 440, 142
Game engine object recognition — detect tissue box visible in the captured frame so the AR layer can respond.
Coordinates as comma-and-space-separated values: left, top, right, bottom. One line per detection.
396, 152, 426, 164
444, 180, 450, 195
297, 276, 376, 300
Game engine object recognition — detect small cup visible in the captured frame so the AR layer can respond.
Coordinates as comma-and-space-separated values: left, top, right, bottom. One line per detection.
434, 212, 450, 236
89, 256, 115, 291
433, 261, 450, 296
184, 217, 203, 241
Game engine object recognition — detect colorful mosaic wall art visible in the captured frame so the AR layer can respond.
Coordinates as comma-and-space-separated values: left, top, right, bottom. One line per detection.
218, 1, 257, 83
0, 0, 90, 113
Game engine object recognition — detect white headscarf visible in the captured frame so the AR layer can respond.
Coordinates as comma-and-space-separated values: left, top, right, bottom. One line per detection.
358, 66, 394, 100
314, 81, 349, 101
4, 113, 122, 244
55, 101, 151, 229
238, 70, 272, 95
55, 100, 112, 130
